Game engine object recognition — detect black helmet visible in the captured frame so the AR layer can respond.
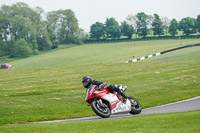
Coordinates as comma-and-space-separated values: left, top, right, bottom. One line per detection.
82, 75, 93, 88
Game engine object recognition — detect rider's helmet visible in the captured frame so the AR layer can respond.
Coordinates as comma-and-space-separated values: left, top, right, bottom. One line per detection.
82, 75, 93, 88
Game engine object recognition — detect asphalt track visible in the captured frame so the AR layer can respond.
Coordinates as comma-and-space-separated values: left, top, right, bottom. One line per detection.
33, 96, 200, 124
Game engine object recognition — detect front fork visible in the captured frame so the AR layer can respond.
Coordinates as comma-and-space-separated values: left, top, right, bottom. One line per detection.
88, 99, 105, 107
96, 99, 105, 108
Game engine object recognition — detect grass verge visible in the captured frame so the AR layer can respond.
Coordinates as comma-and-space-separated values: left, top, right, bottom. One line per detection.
0, 110, 200, 133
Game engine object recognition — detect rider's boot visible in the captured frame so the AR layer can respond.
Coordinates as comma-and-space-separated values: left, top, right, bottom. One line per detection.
120, 92, 132, 99
119, 91, 133, 103
118, 85, 133, 99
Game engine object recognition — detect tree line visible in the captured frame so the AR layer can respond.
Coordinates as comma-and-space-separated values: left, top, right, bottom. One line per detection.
89, 12, 200, 40
0, 2, 200, 58
0, 2, 85, 57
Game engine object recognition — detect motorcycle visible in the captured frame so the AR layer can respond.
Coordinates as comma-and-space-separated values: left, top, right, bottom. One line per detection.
85, 85, 142, 118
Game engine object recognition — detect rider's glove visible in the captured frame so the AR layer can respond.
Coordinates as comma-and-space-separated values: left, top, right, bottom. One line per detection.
98, 82, 107, 89
95, 86, 100, 90
94, 82, 107, 90
99, 84, 104, 89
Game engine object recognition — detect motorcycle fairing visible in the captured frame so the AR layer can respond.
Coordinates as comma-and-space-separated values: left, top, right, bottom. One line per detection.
102, 94, 132, 114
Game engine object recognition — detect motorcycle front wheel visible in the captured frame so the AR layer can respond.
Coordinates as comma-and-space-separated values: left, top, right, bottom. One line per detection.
91, 99, 111, 118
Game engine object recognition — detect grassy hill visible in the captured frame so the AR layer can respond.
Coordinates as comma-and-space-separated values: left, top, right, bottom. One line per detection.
7, 39, 199, 67
0, 39, 200, 125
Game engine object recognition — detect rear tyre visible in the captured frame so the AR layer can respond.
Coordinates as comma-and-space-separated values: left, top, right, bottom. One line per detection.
91, 99, 111, 118
129, 97, 142, 114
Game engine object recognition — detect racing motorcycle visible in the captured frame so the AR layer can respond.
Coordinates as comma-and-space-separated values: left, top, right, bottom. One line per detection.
85, 85, 142, 118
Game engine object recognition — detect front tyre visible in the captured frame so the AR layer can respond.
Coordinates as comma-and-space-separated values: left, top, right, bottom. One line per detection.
91, 99, 111, 118
129, 97, 142, 114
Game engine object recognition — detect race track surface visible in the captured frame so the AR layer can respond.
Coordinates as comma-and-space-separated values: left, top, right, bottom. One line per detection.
33, 96, 200, 124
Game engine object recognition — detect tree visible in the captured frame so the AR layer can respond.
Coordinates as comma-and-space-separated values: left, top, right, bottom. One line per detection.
0, 2, 44, 51
120, 21, 134, 39
152, 14, 164, 36
169, 19, 179, 37
162, 17, 170, 36
0, 39, 7, 56
90, 22, 104, 39
0, 5, 13, 18
10, 38, 32, 57
46, 9, 80, 44
0, 16, 11, 41
0, 2, 84, 58
179, 17, 196, 36
36, 22, 52, 50
6, 2, 43, 24
147, 15, 154, 37
136, 12, 150, 38
126, 14, 138, 36
196, 14, 200, 33
10, 15, 34, 41
47, 23, 57, 49
104, 18, 121, 39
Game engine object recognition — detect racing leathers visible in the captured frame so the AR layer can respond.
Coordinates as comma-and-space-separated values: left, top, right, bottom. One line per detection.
86, 79, 132, 99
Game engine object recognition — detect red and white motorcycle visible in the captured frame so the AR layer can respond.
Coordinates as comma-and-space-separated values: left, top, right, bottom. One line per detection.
85, 85, 142, 118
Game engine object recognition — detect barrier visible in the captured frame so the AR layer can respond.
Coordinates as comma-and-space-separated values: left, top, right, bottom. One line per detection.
124, 43, 200, 63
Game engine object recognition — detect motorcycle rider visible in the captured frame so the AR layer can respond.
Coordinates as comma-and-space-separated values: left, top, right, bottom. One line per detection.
82, 75, 132, 100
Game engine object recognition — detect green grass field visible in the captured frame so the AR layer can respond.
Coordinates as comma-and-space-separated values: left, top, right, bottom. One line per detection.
0, 39, 200, 128
1, 110, 200, 133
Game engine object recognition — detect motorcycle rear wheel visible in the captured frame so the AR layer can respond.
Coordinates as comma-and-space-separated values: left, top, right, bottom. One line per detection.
129, 97, 142, 114
91, 99, 111, 118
